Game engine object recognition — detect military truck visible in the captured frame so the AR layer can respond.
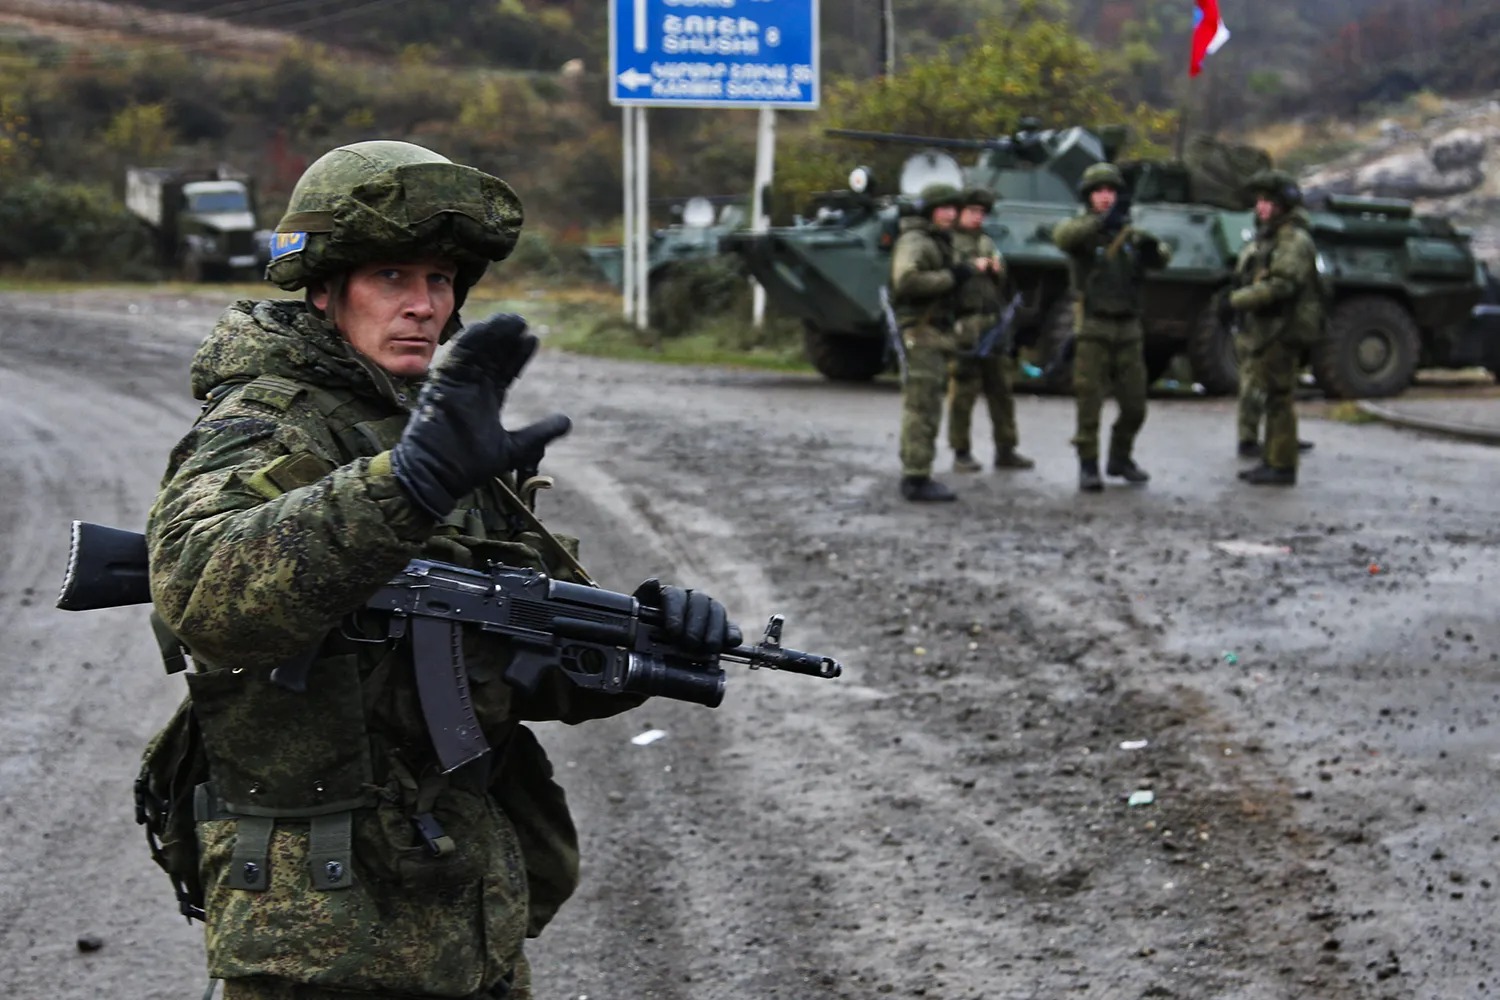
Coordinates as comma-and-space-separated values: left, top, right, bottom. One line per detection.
125, 166, 268, 281
721, 124, 1494, 398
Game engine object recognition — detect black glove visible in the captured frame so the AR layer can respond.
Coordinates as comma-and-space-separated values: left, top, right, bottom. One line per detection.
1136, 232, 1166, 268
633, 579, 743, 656
1100, 192, 1132, 234
390, 313, 572, 519
949, 261, 976, 283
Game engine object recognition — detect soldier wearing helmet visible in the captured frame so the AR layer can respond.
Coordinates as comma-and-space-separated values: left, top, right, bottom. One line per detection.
887, 181, 974, 501
1052, 161, 1170, 492
946, 186, 1033, 474
1226, 168, 1322, 485
145, 141, 738, 999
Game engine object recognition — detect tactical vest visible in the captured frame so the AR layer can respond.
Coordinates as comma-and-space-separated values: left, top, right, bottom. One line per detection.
140, 373, 581, 936
1235, 217, 1328, 349
951, 232, 1004, 318
1077, 231, 1144, 319
892, 227, 958, 329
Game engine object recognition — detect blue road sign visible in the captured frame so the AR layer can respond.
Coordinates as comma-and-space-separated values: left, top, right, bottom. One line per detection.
610, 0, 819, 109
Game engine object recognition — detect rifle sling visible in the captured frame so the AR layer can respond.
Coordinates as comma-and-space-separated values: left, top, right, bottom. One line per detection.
490, 475, 597, 587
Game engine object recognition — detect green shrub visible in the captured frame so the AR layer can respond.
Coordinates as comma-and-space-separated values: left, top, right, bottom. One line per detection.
648, 258, 750, 337
504, 230, 597, 282
0, 177, 155, 278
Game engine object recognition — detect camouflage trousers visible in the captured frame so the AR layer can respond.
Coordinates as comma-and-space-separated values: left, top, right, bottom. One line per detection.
1071, 336, 1147, 462
899, 341, 954, 478
1243, 340, 1300, 470
947, 319, 1018, 456
1236, 333, 1264, 444
219, 961, 527, 1000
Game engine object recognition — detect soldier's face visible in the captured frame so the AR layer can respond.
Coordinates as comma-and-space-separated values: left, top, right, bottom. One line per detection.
1089, 187, 1117, 214
958, 205, 987, 230
314, 258, 459, 378
1255, 196, 1277, 222
930, 204, 958, 229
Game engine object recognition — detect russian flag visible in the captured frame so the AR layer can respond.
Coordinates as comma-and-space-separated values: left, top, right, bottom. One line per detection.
1190, 0, 1230, 77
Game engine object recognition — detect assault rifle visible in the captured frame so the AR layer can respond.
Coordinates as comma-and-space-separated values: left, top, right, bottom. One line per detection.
877, 284, 907, 381
58, 522, 842, 772
967, 292, 1026, 360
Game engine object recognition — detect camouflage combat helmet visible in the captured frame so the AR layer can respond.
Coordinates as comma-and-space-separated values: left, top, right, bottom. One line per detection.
917, 183, 964, 218
1244, 168, 1303, 210
266, 140, 523, 332
1077, 162, 1125, 201
961, 187, 997, 211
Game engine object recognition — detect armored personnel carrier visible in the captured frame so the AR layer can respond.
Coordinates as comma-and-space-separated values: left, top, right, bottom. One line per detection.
721, 124, 1491, 397
586, 196, 746, 289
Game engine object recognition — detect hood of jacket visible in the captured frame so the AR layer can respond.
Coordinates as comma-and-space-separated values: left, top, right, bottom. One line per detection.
189, 298, 423, 408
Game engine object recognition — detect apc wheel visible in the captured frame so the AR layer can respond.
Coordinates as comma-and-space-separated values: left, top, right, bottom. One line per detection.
1030, 294, 1076, 395
1312, 295, 1420, 399
802, 324, 888, 382
1143, 342, 1177, 386
1185, 298, 1239, 396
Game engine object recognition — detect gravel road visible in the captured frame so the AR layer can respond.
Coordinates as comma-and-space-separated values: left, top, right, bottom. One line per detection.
2, 289, 1497, 1000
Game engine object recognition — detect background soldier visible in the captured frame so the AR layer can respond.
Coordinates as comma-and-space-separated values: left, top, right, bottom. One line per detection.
1228, 168, 1324, 486
1053, 163, 1170, 492
145, 140, 738, 999
889, 182, 970, 502
1235, 324, 1316, 459
947, 187, 1034, 473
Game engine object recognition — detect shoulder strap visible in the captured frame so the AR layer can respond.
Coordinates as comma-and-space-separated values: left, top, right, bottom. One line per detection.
489, 476, 597, 587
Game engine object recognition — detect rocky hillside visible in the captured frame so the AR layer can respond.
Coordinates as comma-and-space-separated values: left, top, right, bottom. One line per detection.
1302, 94, 1500, 265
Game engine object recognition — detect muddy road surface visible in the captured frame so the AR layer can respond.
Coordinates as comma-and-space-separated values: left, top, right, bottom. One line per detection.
2, 289, 1497, 1000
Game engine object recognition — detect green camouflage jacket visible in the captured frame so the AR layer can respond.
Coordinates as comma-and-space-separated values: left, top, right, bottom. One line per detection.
1229, 209, 1324, 353
950, 228, 1006, 322
146, 299, 626, 996
889, 217, 959, 340
1053, 211, 1170, 341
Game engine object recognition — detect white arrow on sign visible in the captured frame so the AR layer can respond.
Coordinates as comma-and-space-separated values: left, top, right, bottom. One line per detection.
618, 68, 653, 90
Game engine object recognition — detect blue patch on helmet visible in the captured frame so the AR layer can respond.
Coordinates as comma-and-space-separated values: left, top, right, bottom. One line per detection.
270, 232, 308, 260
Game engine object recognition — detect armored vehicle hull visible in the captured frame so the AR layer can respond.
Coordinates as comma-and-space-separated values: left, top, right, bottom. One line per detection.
723, 128, 1494, 397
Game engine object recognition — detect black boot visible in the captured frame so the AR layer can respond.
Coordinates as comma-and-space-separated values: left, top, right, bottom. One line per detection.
994, 447, 1035, 470
1240, 463, 1296, 486
1078, 459, 1104, 493
1237, 440, 1263, 459
1106, 457, 1150, 483
900, 476, 958, 502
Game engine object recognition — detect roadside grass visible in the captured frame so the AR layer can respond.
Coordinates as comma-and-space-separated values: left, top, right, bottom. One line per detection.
1325, 400, 1382, 424
470, 267, 815, 373
541, 312, 811, 373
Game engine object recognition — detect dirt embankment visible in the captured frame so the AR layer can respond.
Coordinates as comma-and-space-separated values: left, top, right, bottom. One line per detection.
0, 0, 346, 57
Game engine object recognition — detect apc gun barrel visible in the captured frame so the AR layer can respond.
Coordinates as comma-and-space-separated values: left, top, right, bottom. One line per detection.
824, 128, 1012, 152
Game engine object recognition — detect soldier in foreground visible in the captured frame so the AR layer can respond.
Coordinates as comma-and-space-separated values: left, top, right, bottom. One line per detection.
1053, 163, 1170, 492
889, 183, 975, 502
145, 140, 741, 999
947, 187, 1033, 474
1228, 169, 1324, 486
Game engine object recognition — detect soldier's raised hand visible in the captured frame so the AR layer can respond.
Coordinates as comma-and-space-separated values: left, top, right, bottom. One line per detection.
390, 313, 571, 519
